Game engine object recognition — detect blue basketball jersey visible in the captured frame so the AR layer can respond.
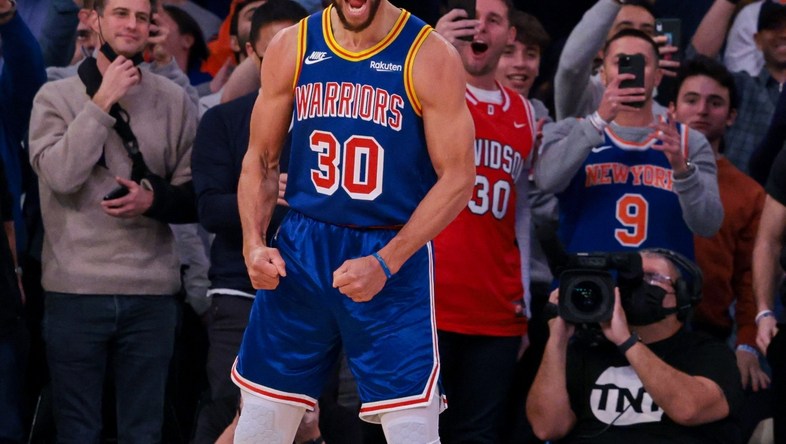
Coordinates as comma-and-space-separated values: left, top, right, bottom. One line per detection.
285, 7, 436, 227
557, 123, 695, 258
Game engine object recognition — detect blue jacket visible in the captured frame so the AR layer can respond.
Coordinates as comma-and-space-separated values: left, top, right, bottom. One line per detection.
192, 92, 290, 294
0, 13, 46, 251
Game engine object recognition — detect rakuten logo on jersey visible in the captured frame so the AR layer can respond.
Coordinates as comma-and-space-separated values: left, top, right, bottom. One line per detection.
370, 60, 402, 72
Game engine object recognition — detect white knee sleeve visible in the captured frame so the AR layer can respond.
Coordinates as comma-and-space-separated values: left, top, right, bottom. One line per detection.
379, 390, 441, 444
234, 390, 306, 444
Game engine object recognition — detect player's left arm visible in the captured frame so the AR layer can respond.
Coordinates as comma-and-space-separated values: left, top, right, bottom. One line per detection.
332, 31, 475, 302
382, 32, 475, 273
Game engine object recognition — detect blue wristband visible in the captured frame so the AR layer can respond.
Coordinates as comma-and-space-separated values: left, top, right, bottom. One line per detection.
756, 310, 775, 325
372, 252, 392, 279
737, 344, 760, 357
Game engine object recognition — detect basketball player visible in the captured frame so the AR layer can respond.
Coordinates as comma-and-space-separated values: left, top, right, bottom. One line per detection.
231, 0, 476, 442
535, 28, 722, 258
434, 0, 535, 441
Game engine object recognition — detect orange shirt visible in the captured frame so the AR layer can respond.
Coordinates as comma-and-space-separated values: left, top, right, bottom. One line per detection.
693, 156, 764, 346
201, 0, 242, 76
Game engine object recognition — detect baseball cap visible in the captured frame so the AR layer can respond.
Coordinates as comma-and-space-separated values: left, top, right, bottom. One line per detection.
758, 0, 786, 31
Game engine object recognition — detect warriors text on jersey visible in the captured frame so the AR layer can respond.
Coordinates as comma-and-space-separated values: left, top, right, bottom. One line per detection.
434, 85, 535, 336
285, 8, 437, 227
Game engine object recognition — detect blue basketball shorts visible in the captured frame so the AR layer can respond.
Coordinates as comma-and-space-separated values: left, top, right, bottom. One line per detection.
232, 211, 442, 423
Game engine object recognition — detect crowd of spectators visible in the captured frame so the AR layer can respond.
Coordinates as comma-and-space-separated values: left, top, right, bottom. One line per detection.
1, 0, 785, 442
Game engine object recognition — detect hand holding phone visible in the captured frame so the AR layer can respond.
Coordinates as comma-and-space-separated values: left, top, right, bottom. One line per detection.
655, 18, 681, 49
447, 0, 476, 42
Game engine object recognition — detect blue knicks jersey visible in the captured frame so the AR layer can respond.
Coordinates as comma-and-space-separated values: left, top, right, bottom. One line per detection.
285, 7, 436, 227
557, 124, 695, 258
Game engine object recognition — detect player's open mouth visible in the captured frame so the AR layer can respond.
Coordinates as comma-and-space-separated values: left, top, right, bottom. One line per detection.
347, 0, 367, 14
471, 41, 489, 55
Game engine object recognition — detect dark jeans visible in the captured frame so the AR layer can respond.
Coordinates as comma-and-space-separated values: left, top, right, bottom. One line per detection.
438, 330, 521, 444
502, 281, 551, 444
43, 292, 177, 444
0, 320, 28, 443
192, 294, 253, 444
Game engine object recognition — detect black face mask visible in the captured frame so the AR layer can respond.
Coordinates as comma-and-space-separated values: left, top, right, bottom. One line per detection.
100, 42, 144, 66
622, 283, 678, 326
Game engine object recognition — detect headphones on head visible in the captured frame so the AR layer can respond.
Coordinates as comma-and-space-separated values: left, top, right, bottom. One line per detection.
642, 248, 703, 321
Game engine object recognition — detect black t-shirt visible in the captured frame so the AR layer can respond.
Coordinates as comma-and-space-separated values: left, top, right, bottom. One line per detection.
563, 329, 743, 444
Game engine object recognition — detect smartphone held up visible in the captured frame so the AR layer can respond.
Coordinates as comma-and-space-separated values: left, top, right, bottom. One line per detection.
655, 18, 681, 61
618, 53, 645, 108
448, 0, 476, 42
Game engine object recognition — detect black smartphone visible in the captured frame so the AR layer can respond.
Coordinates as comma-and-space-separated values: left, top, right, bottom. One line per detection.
655, 18, 681, 49
618, 53, 645, 108
447, 0, 476, 41
103, 186, 129, 201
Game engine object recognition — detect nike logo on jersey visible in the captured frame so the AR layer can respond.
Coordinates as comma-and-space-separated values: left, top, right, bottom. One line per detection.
513, 121, 527, 129
304, 51, 332, 65
591, 145, 614, 153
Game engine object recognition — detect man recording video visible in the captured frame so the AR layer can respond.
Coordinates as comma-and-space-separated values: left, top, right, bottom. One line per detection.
535, 28, 722, 260
527, 250, 743, 443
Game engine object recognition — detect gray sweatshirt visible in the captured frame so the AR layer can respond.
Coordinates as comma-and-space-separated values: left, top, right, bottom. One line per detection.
535, 117, 723, 238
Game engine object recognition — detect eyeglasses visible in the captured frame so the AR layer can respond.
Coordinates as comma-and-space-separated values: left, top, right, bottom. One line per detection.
643, 272, 674, 287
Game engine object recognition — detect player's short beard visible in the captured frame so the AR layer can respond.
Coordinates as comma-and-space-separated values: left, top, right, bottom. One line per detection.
333, 0, 381, 32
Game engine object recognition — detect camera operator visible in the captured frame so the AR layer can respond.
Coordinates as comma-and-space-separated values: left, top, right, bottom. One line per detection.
527, 250, 743, 443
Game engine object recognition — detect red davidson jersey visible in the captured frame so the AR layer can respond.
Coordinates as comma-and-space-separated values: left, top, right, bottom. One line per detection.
434, 85, 535, 336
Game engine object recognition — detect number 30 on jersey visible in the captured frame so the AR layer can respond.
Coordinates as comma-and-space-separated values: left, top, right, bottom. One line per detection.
309, 130, 384, 200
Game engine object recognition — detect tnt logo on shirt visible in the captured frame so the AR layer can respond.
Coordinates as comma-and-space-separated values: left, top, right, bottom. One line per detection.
590, 366, 664, 425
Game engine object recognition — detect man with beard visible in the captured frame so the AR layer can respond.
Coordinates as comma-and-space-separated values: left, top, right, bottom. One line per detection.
527, 250, 744, 443
433, 0, 535, 441
230, 0, 475, 443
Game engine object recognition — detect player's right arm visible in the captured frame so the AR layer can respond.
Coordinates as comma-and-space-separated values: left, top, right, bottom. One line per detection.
237, 25, 298, 290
